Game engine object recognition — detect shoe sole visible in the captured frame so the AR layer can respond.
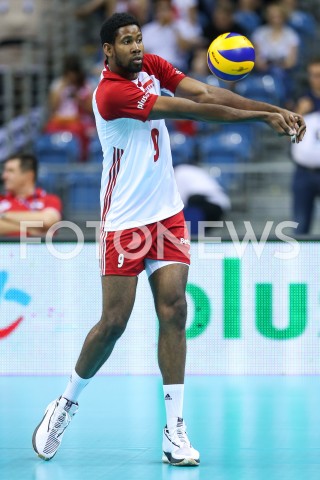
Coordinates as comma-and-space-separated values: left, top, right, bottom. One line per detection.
32, 411, 56, 461
162, 453, 200, 466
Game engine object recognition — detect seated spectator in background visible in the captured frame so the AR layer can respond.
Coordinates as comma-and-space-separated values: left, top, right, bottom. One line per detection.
295, 58, 320, 115
75, 0, 116, 19
0, 154, 61, 237
142, 0, 203, 72
0, 0, 44, 66
291, 111, 320, 235
44, 54, 95, 161
174, 162, 231, 230
202, 2, 247, 48
252, 2, 299, 105
172, 0, 201, 35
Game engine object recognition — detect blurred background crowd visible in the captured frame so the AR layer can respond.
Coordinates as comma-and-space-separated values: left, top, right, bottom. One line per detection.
0, 0, 320, 239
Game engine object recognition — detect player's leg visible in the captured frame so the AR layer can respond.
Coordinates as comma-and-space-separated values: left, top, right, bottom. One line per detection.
148, 262, 199, 466
32, 275, 138, 460
149, 263, 188, 385
74, 275, 138, 379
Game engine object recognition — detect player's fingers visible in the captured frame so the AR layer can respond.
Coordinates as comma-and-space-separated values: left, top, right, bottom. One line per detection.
293, 115, 306, 143
296, 124, 306, 143
281, 120, 296, 136
288, 113, 296, 127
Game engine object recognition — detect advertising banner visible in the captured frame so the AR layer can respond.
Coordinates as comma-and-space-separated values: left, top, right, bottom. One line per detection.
0, 242, 318, 375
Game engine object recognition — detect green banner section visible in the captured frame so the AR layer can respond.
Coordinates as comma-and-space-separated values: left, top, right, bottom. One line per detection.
256, 283, 307, 339
186, 284, 211, 339
224, 258, 241, 338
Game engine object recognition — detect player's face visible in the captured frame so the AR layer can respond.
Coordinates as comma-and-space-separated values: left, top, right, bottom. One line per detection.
105, 25, 144, 77
2, 159, 29, 193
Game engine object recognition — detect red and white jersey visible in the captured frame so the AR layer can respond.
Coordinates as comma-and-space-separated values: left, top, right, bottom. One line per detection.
93, 54, 185, 231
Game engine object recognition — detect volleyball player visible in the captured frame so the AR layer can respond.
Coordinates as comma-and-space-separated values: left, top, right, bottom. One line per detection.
32, 13, 305, 466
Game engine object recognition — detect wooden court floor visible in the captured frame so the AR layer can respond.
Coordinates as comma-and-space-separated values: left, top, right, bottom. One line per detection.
0, 375, 319, 480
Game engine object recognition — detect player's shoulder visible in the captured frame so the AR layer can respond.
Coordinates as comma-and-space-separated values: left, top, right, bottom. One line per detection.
142, 53, 172, 74
95, 70, 133, 98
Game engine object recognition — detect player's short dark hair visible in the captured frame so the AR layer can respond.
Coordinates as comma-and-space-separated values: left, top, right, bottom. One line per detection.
100, 13, 141, 45
4, 153, 38, 181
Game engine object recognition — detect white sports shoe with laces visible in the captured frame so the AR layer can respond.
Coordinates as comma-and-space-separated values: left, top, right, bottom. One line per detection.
162, 417, 200, 466
32, 397, 78, 460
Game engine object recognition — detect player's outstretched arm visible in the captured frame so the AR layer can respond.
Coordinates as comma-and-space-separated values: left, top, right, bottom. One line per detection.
175, 77, 306, 142
149, 95, 296, 138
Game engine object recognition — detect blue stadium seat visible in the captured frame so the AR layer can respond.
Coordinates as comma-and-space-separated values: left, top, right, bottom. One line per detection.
198, 131, 252, 189
198, 131, 252, 164
170, 133, 197, 166
234, 73, 286, 106
88, 136, 103, 163
37, 167, 59, 193
66, 172, 101, 212
35, 132, 81, 164
288, 11, 316, 39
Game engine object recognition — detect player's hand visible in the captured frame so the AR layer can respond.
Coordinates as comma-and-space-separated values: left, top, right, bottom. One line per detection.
265, 112, 297, 137
279, 109, 306, 143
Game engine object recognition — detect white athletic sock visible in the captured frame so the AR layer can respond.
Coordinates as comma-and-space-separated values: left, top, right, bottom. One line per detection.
163, 384, 185, 427
62, 369, 91, 403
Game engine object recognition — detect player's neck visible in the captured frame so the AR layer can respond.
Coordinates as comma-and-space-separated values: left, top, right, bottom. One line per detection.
108, 63, 139, 81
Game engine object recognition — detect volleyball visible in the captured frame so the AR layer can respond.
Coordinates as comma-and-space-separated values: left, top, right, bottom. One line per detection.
207, 32, 255, 82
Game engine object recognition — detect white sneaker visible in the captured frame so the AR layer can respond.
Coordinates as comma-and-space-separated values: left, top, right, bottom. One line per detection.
162, 417, 200, 466
32, 397, 78, 460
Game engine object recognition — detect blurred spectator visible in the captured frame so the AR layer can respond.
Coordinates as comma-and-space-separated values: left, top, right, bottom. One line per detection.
75, 0, 116, 19
44, 54, 95, 162
142, 0, 203, 71
172, 0, 202, 37
174, 162, 231, 228
202, 2, 247, 47
251, 3, 299, 104
295, 57, 320, 115
291, 112, 320, 235
0, 0, 44, 66
75, 0, 150, 25
0, 153, 62, 237
252, 3, 299, 71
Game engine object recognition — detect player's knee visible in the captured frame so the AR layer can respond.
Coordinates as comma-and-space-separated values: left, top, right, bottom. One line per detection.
99, 313, 128, 341
159, 298, 187, 330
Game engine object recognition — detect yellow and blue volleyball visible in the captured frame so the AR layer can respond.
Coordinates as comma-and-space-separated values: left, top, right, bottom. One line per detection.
207, 32, 255, 81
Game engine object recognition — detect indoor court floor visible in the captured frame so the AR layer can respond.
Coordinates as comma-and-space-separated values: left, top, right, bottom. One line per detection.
0, 375, 319, 480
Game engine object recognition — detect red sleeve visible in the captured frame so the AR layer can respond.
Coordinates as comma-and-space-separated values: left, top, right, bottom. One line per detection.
96, 79, 158, 122
143, 54, 186, 94
43, 194, 62, 214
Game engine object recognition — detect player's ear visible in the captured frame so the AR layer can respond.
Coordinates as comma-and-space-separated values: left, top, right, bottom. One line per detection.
103, 43, 113, 58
